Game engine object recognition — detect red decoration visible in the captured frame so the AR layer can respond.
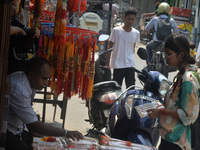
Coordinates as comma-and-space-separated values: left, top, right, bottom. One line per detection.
30, 0, 45, 13
67, 0, 87, 15
169, 7, 192, 17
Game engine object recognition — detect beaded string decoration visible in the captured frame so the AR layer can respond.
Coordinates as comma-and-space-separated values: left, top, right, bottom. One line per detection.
39, 8, 99, 99
87, 37, 98, 98
52, 0, 67, 96
67, 0, 87, 16
73, 35, 84, 95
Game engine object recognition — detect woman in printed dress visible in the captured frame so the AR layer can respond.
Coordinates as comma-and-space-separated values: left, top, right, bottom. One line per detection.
147, 34, 199, 150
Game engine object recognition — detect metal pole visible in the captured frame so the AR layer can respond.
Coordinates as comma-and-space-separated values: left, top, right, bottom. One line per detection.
108, 2, 112, 35
42, 87, 47, 122
76, 0, 81, 27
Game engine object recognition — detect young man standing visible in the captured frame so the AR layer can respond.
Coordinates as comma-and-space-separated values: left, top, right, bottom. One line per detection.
106, 7, 140, 88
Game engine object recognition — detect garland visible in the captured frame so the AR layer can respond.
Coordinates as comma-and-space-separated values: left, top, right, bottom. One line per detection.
39, 0, 98, 100
40, 26, 98, 99
67, 0, 87, 15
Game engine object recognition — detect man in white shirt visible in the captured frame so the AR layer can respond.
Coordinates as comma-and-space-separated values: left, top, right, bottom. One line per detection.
6, 57, 84, 150
106, 7, 140, 88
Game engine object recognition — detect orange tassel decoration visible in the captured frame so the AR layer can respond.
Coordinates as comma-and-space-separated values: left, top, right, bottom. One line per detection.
87, 37, 97, 98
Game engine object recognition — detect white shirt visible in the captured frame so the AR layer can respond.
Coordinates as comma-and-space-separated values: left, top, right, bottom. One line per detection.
145, 14, 178, 42
6, 71, 38, 135
109, 26, 140, 68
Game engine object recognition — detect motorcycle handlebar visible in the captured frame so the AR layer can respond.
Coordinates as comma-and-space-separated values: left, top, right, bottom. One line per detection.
132, 67, 143, 75
98, 48, 113, 56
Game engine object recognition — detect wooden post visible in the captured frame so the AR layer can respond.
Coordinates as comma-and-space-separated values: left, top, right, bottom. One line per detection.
0, 0, 11, 147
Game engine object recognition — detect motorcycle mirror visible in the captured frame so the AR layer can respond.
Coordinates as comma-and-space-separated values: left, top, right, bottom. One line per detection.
98, 34, 109, 42
137, 47, 147, 60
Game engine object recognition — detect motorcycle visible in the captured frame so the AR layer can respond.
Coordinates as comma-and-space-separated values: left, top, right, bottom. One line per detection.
105, 47, 171, 146
148, 43, 170, 78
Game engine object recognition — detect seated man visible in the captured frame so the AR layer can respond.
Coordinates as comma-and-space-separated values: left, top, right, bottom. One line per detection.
6, 57, 84, 150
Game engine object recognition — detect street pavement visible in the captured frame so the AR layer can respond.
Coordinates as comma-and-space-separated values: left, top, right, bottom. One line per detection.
32, 42, 178, 147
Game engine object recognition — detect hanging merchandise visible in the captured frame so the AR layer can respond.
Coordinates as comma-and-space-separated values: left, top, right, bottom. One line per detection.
30, 0, 45, 27
39, 25, 99, 100
52, 0, 68, 96
29, 0, 45, 14
67, 0, 87, 15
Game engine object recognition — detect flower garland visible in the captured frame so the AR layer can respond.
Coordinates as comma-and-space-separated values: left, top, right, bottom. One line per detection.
67, 0, 87, 15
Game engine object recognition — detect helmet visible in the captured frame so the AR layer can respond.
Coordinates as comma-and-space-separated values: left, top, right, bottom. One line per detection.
158, 2, 170, 14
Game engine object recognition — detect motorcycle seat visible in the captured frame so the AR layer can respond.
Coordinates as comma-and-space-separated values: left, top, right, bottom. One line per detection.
93, 81, 121, 91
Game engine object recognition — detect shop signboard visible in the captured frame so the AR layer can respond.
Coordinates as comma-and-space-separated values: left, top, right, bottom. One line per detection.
79, 12, 103, 32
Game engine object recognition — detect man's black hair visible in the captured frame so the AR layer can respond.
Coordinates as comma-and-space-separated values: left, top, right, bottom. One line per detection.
25, 57, 51, 74
124, 7, 137, 17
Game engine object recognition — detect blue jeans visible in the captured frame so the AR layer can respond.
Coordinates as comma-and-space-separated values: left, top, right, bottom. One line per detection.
146, 40, 162, 64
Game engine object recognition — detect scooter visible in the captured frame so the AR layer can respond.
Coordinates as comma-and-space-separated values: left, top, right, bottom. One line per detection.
105, 47, 171, 146
86, 35, 122, 131
94, 34, 111, 84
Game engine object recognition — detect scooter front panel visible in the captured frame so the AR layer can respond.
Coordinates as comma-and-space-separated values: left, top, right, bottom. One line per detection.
123, 89, 162, 128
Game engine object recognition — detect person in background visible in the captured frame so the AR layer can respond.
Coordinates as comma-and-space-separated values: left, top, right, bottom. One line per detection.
142, 0, 165, 19
11, 0, 40, 39
143, 2, 178, 66
147, 34, 199, 150
8, 0, 40, 75
5, 57, 84, 150
103, 3, 119, 22
106, 7, 140, 89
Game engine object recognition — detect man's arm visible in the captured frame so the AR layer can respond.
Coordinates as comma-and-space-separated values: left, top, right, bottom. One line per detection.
106, 41, 114, 67
10, 26, 27, 35
27, 121, 84, 141
11, 17, 40, 38
143, 12, 156, 18
134, 43, 136, 53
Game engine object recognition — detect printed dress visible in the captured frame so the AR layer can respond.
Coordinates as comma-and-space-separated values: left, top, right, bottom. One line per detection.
158, 70, 199, 150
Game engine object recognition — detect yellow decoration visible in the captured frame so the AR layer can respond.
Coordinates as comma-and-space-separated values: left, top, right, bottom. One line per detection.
190, 48, 197, 57
178, 22, 193, 33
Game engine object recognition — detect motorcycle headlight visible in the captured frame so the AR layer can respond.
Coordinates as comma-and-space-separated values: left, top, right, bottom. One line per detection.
125, 95, 134, 119
159, 80, 170, 97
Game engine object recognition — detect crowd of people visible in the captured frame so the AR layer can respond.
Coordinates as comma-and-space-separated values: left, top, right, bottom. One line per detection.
106, 1, 200, 150
4, 0, 200, 150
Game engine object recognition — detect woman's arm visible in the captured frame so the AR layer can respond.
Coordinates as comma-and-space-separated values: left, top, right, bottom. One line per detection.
147, 108, 179, 119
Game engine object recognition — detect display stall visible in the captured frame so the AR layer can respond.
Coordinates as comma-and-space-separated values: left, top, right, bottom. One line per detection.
32, 135, 156, 150
29, 0, 100, 128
